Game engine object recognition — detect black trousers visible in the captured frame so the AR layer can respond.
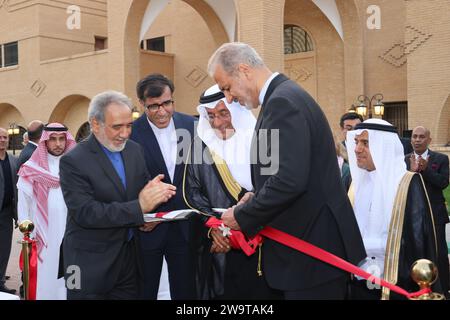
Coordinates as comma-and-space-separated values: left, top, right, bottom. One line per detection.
283, 275, 350, 300
220, 250, 282, 300
140, 222, 195, 300
67, 241, 139, 300
348, 278, 381, 300
436, 223, 450, 297
0, 205, 13, 286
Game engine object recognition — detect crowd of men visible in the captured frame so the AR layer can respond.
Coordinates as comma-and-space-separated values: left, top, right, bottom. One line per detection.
0, 42, 449, 300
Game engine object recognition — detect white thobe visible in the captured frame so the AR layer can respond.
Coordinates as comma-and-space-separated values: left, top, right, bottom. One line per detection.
354, 171, 386, 278
17, 154, 67, 300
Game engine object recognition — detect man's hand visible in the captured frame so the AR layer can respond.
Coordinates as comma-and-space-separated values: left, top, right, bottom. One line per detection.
418, 156, 429, 172
237, 192, 254, 206
139, 221, 161, 232
139, 174, 176, 213
410, 154, 420, 172
209, 228, 231, 253
221, 206, 240, 231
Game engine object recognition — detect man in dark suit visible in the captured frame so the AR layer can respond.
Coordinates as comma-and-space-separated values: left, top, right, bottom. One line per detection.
130, 74, 196, 299
340, 112, 363, 148
405, 126, 449, 297
209, 42, 366, 299
18, 120, 43, 167
0, 127, 19, 294
60, 91, 177, 299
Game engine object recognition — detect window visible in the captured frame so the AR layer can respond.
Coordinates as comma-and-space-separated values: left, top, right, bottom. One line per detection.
94, 36, 107, 51
1, 41, 18, 68
383, 101, 408, 137
284, 25, 314, 54
146, 37, 165, 53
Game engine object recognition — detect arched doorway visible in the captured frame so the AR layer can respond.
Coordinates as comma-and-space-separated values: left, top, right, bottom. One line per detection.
0, 103, 26, 154
284, 0, 345, 132
49, 95, 90, 137
283, 24, 317, 100
124, 0, 234, 115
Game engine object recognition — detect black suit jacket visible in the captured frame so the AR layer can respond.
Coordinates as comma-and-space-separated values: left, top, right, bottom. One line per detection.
0, 153, 19, 221
17, 142, 37, 168
130, 112, 196, 245
235, 74, 366, 291
59, 135, 149, 295
405, 150, 449, 224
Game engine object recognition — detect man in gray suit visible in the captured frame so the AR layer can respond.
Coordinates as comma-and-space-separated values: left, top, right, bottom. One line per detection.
0, 127, 19, 294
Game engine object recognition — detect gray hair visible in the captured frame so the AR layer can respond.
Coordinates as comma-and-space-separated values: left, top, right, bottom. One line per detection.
207, 42, 265, 77
88, 90, 133, 124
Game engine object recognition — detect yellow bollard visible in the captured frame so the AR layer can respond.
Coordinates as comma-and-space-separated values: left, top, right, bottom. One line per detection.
409, 259, 445, 300
19, 220, 34, 300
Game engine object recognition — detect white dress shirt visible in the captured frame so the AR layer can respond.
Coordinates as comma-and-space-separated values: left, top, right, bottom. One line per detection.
148, 117, 177, 183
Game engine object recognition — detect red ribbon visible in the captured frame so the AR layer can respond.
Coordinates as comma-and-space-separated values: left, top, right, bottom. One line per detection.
260, 226, 430, 299
207, 217, 430, 299
206, 217, 263, 256
19, 239, 38, 300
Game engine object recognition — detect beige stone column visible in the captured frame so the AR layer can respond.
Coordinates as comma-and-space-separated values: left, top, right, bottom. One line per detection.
235, 0, 284, 72
406, 0, 450, 145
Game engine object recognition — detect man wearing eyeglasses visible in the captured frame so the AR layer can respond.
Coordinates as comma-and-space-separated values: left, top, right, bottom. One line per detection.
130, 73, 196, 300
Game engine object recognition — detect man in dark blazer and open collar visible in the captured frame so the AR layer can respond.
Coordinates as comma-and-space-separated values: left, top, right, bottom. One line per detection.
209, 42, 366, 299
0, 128, 19, 295
405, 126, 450, 297
60, 91, 176, 299
130, 74, 196, 299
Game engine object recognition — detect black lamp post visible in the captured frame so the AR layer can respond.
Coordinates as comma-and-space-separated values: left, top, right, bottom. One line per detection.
355, 93, 385, 119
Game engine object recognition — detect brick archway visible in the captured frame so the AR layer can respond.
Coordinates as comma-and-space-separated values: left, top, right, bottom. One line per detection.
49, 95, 90, 136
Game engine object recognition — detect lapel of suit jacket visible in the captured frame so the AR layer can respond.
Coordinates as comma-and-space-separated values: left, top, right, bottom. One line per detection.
172, 112, 189, 187
87, 135, 126, 197
121, 142, 138, 200
8, 155, 17, 187
251, 74, 290, 185
137, 115, 170, 181
0, 156, 4, 206
254, 73, 290, 133
427, 150, 438, 169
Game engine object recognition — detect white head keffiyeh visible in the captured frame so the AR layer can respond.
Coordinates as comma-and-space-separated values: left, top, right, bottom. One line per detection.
346, 119, 406, 267
197, 84, 256, 191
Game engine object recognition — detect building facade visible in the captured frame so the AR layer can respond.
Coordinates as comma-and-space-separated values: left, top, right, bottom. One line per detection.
0, 0, 449, 154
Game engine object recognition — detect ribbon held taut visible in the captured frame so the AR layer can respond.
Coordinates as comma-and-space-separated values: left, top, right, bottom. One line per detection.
206, 217, 431, 299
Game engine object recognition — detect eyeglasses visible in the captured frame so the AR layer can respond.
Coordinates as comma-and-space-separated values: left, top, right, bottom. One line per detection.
145, 99, 174, 112
207, 111, 231, 122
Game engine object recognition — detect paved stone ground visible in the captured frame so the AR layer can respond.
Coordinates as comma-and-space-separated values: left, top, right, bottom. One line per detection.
4, 228, 22, 298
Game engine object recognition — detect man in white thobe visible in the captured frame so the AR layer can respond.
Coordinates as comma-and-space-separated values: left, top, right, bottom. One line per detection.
17, 123, 76, 300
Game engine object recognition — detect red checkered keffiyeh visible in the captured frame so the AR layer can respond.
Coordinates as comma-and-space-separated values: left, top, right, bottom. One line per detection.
17, 123, 76, 258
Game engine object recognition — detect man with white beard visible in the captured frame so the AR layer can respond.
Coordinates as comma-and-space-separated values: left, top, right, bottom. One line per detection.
59, 91, 177, 299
